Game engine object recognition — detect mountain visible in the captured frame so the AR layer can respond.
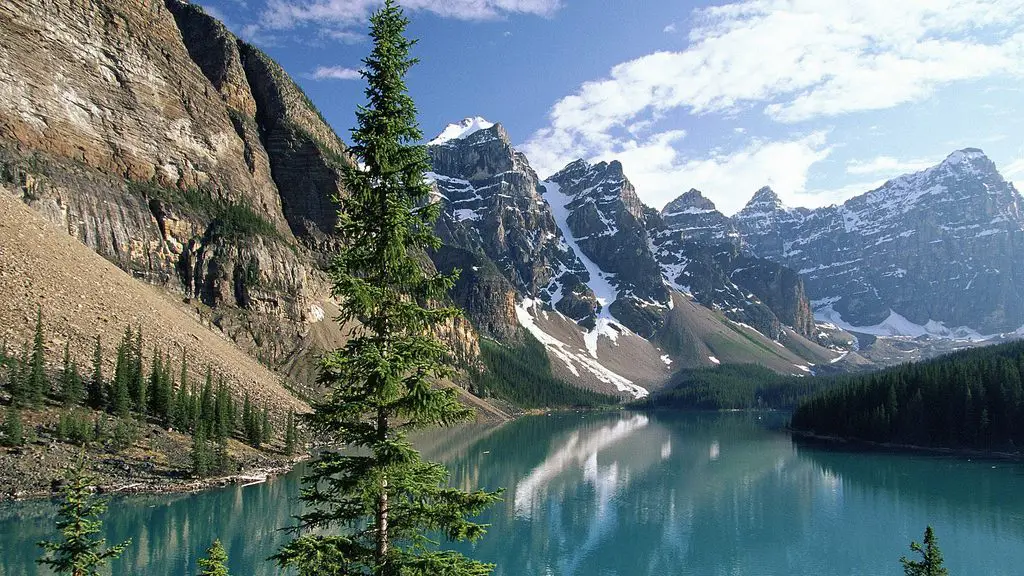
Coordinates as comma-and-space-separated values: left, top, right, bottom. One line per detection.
737, 149, 1024, 337
649, 189, 815, 340
0, 0, 481, 397
427, 122, 849, 398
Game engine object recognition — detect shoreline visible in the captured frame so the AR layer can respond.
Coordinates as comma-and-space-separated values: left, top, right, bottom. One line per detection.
789, 429, 1024, 461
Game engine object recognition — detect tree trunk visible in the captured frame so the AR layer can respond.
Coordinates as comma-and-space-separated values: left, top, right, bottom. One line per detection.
376, 408, 389, 575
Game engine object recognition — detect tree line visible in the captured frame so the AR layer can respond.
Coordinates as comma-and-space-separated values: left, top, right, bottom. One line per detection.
791, 340, 1024, 450
634, 363, 834, 411
0, 308, 301, 476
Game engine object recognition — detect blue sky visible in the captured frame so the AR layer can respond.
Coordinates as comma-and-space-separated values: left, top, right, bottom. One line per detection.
201, 0, 1024, 215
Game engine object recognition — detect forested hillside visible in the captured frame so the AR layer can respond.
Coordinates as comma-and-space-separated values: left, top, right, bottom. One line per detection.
635, 364, 833, 411
791, 341, 1024, 450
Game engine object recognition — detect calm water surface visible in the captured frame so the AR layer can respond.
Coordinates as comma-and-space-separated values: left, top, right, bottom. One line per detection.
2, 411, 1024, 575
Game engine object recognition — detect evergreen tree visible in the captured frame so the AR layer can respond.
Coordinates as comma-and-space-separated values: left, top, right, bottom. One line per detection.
284, 409, 297, 456
241, 392, 257, 446
274, 4, 500, 574
36, 462, 131, 575
197, 539, 230, 576
188, 383, 202, 434
29, 307, 47, 405
8, 343, 29, 408
128, 328, 145, 414
213, 378, 231, 440
900, 526, 949, 576
260, 403, 272, 446
199, 367, 214, 433
172, 377, 190, 431
109, 328, 133, 417
2, 406, 23, 447
191, 426, 211, 478
86, 336, 104, 410
59, 342, 85, 407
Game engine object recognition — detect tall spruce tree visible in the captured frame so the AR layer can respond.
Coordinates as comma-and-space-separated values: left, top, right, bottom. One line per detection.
900, 526, 949, 576
87, 336, 104, 410
284, 409, 298, 456
9, 343, 29, 407
128, 328, 145, 414
197, 539, 231, 576
274, 3, 500, 574
60, 342, 85, 407
36, 462, 131, 575
29, 307, 47, 405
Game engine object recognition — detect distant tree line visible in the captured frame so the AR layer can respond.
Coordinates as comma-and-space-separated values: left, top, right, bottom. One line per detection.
635, 363, 834, 411
0, 308, 301, 476
471, 334, 621, 409
791, 340, 1024, 450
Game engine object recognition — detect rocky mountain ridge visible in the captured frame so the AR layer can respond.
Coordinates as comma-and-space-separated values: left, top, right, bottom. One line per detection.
732, 149, 1024, 336
427, 119, 844, 397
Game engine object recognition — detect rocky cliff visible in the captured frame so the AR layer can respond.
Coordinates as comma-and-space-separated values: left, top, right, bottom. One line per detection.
0, 0, 481, 378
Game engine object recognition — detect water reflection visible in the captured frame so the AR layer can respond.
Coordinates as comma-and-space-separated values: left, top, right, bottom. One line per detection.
3, 412, 1024, 576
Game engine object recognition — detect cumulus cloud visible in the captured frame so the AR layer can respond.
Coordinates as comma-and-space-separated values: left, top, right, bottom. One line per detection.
259, 0, 561, 36
592, 132, 832, 215
846, 156, 939, 176
522, 0, 1024, 210
309, 65, 362, 80
663, 23, 677, 33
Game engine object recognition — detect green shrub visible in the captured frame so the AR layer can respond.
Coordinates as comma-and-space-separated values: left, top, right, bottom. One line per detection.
57, 410, 94, 446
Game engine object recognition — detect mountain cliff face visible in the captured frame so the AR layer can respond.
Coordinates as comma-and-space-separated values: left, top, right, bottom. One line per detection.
0, 0, 481, 374
737, 150, 1024, 336
649, 189, 814, 339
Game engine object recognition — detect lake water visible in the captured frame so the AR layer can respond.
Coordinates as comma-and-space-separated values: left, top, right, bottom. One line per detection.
3, 411, 1024, 575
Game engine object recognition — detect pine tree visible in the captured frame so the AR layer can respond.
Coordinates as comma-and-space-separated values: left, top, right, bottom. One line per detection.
274, 4, 500, 573
2, 406, 23, 447
260, 403, 271, 446
900, 526, 949, 576
197, 539, 230, 576
87, 336, 104, 410
213, 378, 231, 440
284, 409, 297, 456
172, 377, 190, 431
188, 383, 201, 433
29, 306, 47, 405
36, 462, 131, 575
199, 367, 214, 433
59, 342, 85, 407
241, 392, 256, 446
191, 425, 211, 478
128, 327, 145, 414
8, 343, 29, 408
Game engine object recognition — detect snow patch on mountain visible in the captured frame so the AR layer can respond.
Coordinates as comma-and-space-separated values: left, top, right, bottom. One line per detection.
541, 180, 626, 358
815, 305, 991, 341
428, 117, 495, 146
514, 299, 648, 399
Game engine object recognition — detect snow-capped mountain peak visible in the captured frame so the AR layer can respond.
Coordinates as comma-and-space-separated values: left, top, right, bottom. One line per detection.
662, 189, 718, 216
428, 116, 496, 146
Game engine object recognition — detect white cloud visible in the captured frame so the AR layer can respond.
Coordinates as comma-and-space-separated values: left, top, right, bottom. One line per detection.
309, 65, 362, 80
846, 155, 938, 176
1003, 157, 1024, 178
521, 0, 1024, 211
592, 132, 832, 215
663, 23, 677, 33
260, 0, 561, 36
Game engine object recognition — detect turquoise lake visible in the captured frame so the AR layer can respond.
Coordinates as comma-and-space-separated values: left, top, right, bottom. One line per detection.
3, 411, 1024, 575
